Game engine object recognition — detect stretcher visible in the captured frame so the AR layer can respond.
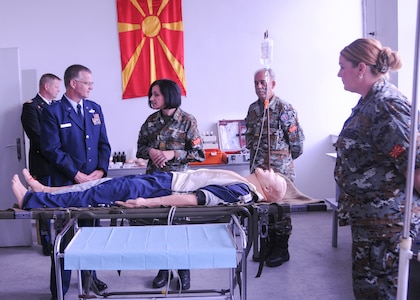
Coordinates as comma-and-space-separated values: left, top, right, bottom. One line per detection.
0, 199, 326, 299
0, 205, 251, 300
1, 201, 326, 261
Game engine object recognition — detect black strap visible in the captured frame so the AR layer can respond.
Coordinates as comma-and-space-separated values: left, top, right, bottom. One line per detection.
255, 205, 269, 278
38, 211, 52, 251
255, 236, 267, 278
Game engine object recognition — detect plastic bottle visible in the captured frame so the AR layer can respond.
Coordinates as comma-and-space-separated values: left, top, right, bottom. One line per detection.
260, 30, 273, 67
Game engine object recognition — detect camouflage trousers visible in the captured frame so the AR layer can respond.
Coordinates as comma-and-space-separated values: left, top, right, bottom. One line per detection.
269, 212, 292, 235
350, 224, 402, 300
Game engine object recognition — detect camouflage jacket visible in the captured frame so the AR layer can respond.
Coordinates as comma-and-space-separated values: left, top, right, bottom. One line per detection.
334, 79, 420, 226
137, 108, 205, 173
245, 96, 304, 181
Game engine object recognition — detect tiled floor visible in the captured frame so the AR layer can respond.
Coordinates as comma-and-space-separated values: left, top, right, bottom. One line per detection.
0, 210, 419, 300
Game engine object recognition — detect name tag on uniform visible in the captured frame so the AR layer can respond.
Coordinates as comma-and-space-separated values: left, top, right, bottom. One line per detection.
60, 123, 72, 128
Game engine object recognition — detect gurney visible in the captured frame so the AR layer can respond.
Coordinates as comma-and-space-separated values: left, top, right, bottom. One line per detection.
1, 205, 252, 300
1, 170, 327, 299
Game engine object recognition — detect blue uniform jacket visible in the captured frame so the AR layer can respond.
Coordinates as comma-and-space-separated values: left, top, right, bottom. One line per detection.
40, 96, 111, 186
21, 94, 52, 178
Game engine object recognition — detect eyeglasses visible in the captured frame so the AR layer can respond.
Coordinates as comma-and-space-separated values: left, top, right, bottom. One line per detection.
74, 80, 94, 86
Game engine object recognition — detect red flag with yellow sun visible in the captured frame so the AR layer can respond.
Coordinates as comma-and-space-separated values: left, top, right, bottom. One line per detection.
116, 0, 186, 99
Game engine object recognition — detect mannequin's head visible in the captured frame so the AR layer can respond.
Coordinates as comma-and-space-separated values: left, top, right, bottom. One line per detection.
254, 168, 287, 202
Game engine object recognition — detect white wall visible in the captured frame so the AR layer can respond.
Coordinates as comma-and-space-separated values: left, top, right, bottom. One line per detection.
398, 0, 418, 98
0, 0, 363, 199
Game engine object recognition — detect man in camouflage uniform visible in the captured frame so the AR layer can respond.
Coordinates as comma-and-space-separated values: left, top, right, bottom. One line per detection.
245, 68, 305, 267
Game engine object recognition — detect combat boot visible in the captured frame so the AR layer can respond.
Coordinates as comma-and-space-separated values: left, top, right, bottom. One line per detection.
265, 233, 290, 267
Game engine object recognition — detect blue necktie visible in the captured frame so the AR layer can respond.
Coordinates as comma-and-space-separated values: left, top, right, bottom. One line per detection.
77, 104, 84, 125
77, 104, 82, 117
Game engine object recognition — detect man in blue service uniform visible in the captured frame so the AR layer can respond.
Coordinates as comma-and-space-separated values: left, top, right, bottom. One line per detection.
21, 73, 61, 256
41, 65, 110, 187
40, 64, 111, 299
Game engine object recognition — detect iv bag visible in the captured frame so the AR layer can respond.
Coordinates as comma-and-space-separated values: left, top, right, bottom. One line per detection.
260, 37, 273, 66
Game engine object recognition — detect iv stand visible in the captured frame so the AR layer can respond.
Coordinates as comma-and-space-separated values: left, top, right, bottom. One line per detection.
265, 69, 271, 170
263, 30, 271, 170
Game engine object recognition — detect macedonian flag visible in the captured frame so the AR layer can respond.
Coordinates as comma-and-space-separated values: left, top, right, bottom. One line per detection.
116, 0, 186, 99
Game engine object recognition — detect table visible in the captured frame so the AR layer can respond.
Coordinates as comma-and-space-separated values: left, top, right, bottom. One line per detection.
324, 197, 338, 248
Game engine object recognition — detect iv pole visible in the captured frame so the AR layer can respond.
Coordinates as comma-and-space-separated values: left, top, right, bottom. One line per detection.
264, 69, 271, 170
397, 1, 420, 298
262, 30, 271, 170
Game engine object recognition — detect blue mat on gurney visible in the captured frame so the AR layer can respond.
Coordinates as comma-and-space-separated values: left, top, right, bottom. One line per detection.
64, 223, 237, 270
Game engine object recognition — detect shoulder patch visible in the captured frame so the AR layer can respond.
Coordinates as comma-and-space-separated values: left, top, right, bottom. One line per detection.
192, 137, 201, 146
389, 144, 405, 158
280, 113, 289, 122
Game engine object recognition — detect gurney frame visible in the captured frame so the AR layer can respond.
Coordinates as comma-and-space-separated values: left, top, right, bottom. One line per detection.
49, 206, 252, 300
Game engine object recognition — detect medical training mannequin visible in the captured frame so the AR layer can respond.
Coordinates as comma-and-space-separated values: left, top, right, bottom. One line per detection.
12, 169, 287, 209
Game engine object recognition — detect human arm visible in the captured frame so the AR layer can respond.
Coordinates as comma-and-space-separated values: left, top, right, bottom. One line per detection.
136, 110, 205, 169
280, 102, 305, 159
86, 169, 105, 181
73, 171, 89, 183
21, 101, 42, 147
115, 194, 198, 208
148, 148, 175, 168
136, 113, 159, 161
244, 103, 256, 151
136, 116, 173, 168
115, 183, 254, 208
75, 170, 106, 183
373, 96, 420, 194
413, 169, 420, 195
170, 112, 205, 164
91, 103, 111, 177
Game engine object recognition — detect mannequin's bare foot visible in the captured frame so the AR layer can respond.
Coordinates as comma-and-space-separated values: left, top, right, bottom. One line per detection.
12, 175, 27, 208
23, 168, 44, 192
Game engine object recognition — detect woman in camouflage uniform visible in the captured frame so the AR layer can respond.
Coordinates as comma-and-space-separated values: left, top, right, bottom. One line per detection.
136, 79, 205, 291
137, 79, 205, 174
335, 38, 420, 299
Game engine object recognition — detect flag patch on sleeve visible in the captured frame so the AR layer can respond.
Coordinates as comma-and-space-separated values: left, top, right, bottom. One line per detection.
389, 144, 405, 158
192, 137, 201, 146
